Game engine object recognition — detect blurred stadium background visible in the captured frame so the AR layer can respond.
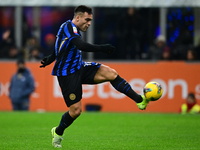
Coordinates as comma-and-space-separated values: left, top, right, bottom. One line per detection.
0, 0, 200, 113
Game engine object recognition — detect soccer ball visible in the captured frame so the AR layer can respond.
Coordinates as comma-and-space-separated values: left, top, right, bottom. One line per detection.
143, 81, 163, 101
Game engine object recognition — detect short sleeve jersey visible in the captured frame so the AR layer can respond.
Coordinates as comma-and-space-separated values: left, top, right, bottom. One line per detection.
52, 20, 82, 76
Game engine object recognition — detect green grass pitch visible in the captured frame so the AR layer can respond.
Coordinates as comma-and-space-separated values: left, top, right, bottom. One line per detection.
0, 112, 200, 150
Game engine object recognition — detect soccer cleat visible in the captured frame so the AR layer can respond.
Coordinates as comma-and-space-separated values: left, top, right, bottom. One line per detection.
137, 95, 149, 110
51, 127, 63, 148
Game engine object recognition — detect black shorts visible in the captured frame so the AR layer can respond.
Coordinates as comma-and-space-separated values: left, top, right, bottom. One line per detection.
57, 62, 101, 107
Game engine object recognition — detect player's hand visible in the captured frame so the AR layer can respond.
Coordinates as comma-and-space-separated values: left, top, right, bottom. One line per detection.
101, 44, 115, 54
39, 53, 56, 68
40, 57, 48, 68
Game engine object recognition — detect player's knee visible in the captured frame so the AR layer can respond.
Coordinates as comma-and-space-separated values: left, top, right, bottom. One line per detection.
69, 101, 82, 118
74, 108, 82, 118
70, 107, 82, 119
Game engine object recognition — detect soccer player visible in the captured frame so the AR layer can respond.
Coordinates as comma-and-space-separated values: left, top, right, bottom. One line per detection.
40, 5, 149, 148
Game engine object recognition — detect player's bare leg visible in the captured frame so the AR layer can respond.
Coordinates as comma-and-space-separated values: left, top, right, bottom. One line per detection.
94, 64, 149, 110
94, 64, 118, 83
69, 101, 82, 119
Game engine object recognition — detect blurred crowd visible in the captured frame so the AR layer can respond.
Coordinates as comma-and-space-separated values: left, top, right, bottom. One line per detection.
1, 28, 199, 61
0, 7, 199, 61
147, 34, 200, 61
0, 29, 55, 61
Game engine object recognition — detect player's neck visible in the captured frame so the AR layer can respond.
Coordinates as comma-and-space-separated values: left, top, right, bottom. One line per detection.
72, 19, 77, 27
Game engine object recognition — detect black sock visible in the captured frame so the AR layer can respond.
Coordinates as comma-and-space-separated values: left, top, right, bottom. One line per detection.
55, 111, 75, 136
110, 75, 142, 103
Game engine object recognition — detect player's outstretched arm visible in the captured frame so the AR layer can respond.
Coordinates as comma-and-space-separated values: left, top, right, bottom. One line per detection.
71, 37, 115, 54
40, 51, 56, 68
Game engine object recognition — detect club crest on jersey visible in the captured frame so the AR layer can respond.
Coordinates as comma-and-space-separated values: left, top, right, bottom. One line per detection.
69, 93, 76, 100
73, 27, 77, 33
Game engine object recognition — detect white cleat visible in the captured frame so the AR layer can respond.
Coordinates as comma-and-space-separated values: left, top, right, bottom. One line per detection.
51, 127, 63, 148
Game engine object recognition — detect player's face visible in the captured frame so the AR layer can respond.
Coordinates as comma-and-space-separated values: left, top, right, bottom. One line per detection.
17, 63, 25, 69
187, 96, 195, 104
77, 12, 93, 32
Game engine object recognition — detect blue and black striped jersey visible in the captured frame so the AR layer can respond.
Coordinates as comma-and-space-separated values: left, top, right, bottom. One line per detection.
51, 20, 82, 76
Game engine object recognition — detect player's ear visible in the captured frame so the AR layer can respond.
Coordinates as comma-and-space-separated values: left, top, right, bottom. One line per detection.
76, 15, 80, 22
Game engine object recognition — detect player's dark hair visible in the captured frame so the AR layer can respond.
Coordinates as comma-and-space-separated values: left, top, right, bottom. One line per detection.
17, 58, 25, 65
188, 93, 195, 101
74, 5, 92, 16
